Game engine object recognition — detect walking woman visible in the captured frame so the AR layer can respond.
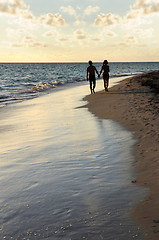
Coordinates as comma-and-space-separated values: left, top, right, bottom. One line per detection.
100, 60, 110, 91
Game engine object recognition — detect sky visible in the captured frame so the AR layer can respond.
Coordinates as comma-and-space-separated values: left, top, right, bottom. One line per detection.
0, 0, 159, 62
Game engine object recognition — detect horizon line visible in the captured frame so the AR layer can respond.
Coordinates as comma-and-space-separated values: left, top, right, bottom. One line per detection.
0, 61, 159, 64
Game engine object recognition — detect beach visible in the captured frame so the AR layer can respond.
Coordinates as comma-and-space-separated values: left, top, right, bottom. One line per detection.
84, 71, 159, 240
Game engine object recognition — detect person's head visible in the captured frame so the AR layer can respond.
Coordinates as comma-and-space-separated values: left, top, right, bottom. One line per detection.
103, 60, 108, 65
88, 60, 92, 65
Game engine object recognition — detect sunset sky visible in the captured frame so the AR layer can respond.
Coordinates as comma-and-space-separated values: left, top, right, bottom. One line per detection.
0, 0, 159, 62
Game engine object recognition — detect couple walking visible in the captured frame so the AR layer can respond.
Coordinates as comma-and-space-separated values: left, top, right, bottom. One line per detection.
87, 60, 109, 94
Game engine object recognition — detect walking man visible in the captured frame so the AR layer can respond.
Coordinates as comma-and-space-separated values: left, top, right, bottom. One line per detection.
87, 61, 99, 94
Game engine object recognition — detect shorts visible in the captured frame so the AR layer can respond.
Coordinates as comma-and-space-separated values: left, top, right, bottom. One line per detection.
103, 73, 109, 79
89, 74, 95, 81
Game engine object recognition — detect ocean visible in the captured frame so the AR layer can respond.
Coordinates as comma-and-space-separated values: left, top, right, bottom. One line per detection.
0, 62, 156, 239
0, 62, 159, 107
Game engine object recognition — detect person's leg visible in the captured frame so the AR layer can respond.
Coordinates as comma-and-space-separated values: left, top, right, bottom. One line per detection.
93, 78, 96, 93
104, 79, 107, 91
103, 74, 109, 91
106, 75, 109, 91
103, 74, 107, 91
103, 77, 108, 91
89, 80, 93, 94
107, 76, 109, 88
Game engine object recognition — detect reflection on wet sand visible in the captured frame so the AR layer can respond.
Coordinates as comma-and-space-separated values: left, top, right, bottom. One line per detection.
0, 79, 148, 239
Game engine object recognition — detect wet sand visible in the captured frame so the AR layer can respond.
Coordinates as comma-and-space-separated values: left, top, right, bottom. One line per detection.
84, 71, 159, 240
0, 80, 148, 239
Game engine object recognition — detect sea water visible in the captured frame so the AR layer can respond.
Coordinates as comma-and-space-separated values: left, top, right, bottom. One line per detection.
0, 62, 159, 107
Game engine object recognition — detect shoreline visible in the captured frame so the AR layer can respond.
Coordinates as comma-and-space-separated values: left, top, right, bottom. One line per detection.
83, 71, 159, 240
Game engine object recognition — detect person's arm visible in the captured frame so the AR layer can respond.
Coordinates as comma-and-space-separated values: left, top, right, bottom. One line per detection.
87, 68, 89, 80
99, 66, 103, 76
95, 67, 99, 76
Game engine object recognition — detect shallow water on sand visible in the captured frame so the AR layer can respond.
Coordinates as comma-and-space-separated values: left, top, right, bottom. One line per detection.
0, 79, 148, 239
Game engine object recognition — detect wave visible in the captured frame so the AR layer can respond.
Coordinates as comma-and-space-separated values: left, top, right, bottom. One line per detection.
26, 78, 86, 93
0, 95, 10, 100
26, 81, 63, 93
110, 73, 140, 78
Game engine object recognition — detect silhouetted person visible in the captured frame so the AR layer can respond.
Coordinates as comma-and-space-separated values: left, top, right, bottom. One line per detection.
87, 61, 99, 94
100, 60, 110, 92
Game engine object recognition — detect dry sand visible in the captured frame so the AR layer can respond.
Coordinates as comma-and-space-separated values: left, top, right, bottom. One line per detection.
83, 71, 159, 240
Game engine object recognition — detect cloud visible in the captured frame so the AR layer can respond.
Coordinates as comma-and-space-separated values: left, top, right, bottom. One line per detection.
126, 0, 159, 19
92, 38, 100, 41
124, 35, 137, 44
11, 0, 26, 8
136, 28, 154, 38
113, 33, 151, 48
84, 5, 100, 15
134, 0, 159, 14
19, 9, 34, 19
74, 29, 87, 40
0, 1, 65, 26
44, 31, 54, 37
102, 30, 117, 37
106, 31, 117, 37
12, 43, 24, 47
0, 0, 26, 15
94, 13, 121, 26
12, 35, 47, 48
59, 38, 68, 42
74, 19, 85, 26
0, 0, 35, 22
125, 9, 142, 19
28, 41, 47, 48
74, 20, 81, 26
6, 27, 24, 39
39, 13, 66, 26
60, 5, 76, 16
